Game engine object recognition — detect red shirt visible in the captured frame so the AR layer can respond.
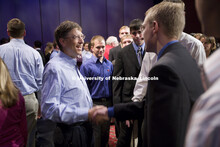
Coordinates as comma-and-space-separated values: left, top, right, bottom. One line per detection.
104, 45, 114, 60
0, 92, 27, 147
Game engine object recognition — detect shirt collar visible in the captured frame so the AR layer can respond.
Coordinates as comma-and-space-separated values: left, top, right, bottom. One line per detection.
59, 51, 77, 66
91, 54, 107, 63
132, 42, 145, 54
10, 38, 25, 44
157, 40, 178, 60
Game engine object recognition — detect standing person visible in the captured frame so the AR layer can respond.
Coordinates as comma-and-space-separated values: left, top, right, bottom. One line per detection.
113, 18, 145, 147
34, 40, 46, 65
82, 42, 92, 63
104, 36, 119, 60
203, 36, 217, 57
132, 0, 206, 102
80, 35, 113, 147
184, 0, 220, 146
50, 41, 60, 59
44, 42, 54, 64
41, 20, 94, 147
92, 2, 204, 147
0, 58, 27, 147
109, 26, 130, 63
0, 18, 44, 147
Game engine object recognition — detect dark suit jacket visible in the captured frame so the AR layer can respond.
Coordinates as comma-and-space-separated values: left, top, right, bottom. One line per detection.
114, 42, 204, 147
113, 43, 144, 104
109, 45, 121, 62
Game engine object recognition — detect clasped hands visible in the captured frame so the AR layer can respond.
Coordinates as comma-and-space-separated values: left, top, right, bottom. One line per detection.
88, 105, 110, 124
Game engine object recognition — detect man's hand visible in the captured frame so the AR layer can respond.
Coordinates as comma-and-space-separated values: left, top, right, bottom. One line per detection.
88, 105, 109, 124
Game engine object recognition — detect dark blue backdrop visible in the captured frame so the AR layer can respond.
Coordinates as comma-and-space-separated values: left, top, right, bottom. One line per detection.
0, 0, 154, 47
0, 0, 201, 48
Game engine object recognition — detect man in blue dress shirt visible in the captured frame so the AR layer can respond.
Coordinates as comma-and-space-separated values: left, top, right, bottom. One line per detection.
80, 35, 113, 147
41, 20, 94, 147
0, 18, 44, 147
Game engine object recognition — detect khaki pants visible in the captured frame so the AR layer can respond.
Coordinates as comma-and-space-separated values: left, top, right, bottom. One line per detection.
23, 93, 39, 147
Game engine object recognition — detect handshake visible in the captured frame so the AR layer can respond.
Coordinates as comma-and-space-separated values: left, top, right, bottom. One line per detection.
88, 105, 110, 124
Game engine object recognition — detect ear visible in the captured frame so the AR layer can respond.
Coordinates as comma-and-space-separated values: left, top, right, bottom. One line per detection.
23, 30, 26, 37
59, 38, 66, 48
7, 30, 10, 37
91, 46, 94, 52
152, 21, 159, 34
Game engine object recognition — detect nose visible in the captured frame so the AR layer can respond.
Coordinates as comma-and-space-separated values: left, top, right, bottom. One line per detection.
78, 37, 84, 44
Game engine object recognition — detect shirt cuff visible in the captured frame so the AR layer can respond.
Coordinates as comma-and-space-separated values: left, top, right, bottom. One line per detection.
108, 107, 114, 118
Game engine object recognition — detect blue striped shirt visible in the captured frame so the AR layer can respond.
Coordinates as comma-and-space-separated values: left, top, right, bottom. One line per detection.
0, 39, 44, 95
41, 51, 93, 124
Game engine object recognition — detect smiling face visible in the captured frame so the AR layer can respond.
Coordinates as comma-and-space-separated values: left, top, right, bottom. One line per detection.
91, 38, 105, 59
61, 28, 84, 58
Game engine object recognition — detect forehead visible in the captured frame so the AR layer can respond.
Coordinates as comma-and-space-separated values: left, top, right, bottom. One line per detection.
122, 38, 133, 42
94, 39, 105, 45
120, 28, 129, 33
68, 28, 82, 35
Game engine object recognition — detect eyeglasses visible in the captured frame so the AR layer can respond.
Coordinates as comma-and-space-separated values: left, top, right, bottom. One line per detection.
65, 34, 86, 40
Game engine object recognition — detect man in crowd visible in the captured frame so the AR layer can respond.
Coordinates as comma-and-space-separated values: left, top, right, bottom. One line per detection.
92, 2, 204, 147
113, 18, 145, 146
34, 40, 46, 65
109, 26, 130, 63
41, 20, 95, 146
80, 35, 113, 147
0, 18, 44, 147
104, 36, 119, 60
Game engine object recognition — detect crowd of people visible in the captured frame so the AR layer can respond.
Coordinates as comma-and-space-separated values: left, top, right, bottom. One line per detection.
0, 0, 220, 147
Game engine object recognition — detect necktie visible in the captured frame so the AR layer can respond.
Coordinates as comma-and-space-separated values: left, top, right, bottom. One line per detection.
137, 47, 143, 65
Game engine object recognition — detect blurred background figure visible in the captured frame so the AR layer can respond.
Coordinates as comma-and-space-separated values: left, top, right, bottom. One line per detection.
0, 38, 9, 45
50, 41, 60, 59
82, 42, 92, 63
104, 36, 119, 60
44, 42, 54, 64
0, 57, 27, 147
204, 36, 217, 57
34, 40, 46, 66
121, 34, 133, 48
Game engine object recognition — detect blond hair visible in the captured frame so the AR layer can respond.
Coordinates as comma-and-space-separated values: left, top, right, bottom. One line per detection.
145, 1, 185, 39
45, 42, 54, 55
121, 34, 133, 43
119, 26, 129, 33
90, 35, 105, 47
0, 58, 19, 108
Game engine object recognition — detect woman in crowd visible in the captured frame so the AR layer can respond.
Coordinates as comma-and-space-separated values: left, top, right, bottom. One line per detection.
0, 58, 27, 147
204, 36, 216, 57
44, 42, 54, 64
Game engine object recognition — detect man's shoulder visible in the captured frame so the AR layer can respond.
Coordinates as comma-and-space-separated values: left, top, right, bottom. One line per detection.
180, 32, 203, 48
110, 45, 121, 53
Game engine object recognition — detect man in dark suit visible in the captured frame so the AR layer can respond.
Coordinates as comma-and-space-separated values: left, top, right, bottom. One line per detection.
109, 26, 130, 64
113, 19, 145, 146
92, 2, 204, 147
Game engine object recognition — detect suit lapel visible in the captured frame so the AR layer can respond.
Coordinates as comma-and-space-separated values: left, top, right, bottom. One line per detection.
126, 44, 141, 70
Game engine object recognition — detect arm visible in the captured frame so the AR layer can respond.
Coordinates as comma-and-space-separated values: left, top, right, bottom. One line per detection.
132, 52, 157, 102
193, 42, 206, 66
34, 53, 44, 96
41, 66, 90, 124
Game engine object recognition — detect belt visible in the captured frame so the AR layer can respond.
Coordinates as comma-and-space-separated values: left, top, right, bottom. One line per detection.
93, 97, 110, 102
